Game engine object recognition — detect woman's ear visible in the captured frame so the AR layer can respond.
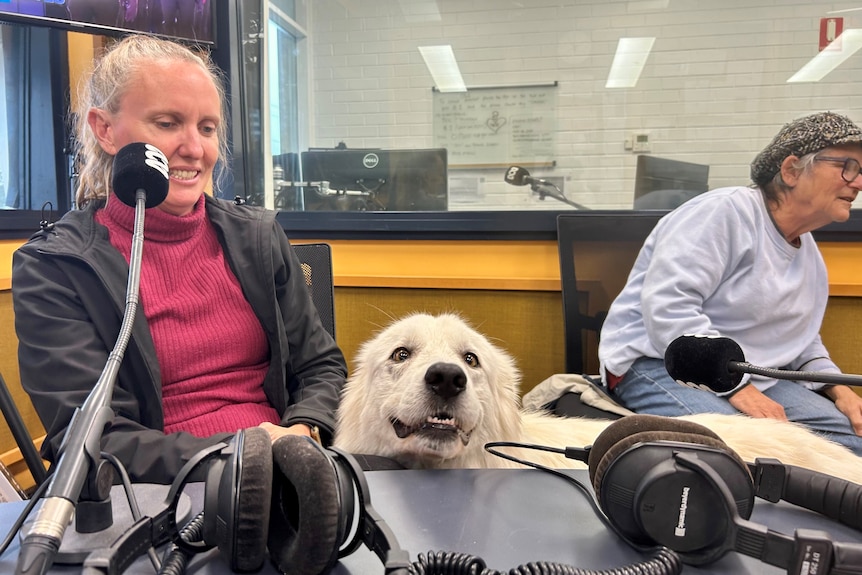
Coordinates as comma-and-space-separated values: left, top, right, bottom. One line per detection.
778, 155, 801, 187
87, 108, 118, 156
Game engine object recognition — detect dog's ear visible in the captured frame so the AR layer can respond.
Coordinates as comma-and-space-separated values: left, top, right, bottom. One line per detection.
333, 377, 368, 451
464, 334, 525, 445
333, 323, 399, 453
340, 329, 386, 418
480, 339, 522, 403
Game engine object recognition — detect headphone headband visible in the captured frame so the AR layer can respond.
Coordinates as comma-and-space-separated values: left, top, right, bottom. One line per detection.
329, 447, 412, 572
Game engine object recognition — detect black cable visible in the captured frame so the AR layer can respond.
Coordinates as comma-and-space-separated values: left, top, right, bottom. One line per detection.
408, 547, 682, 575
483, 442, 617, 542
100, 451, 161, 572
157, 512, 205, 575
480, 442, 683, 575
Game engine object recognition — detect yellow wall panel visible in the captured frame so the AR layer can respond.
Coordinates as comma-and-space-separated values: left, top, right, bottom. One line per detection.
0, 291, 45, 456
333, 287, 565, 395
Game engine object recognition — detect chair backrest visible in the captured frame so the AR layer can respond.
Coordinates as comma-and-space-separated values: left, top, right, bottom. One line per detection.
633, 155, 709, 207
293, 242, 336, 340
633, 188, 702, 210
556, 214, 653, 374
0, 371, 47, 488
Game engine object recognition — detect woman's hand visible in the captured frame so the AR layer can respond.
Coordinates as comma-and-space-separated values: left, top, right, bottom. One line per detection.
258, 421, 313, 443
825, 385, 862, 436
728, 385, 788, 420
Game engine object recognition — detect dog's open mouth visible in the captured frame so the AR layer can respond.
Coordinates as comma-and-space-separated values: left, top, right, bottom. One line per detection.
390, 414, 472, 445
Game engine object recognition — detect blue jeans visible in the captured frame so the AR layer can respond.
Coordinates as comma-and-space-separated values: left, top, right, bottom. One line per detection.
612, 357, 862, 457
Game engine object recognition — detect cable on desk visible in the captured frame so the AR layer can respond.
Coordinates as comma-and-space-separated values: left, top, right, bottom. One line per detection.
484, 442, 653, 552
480, 442, 683, 575
157, 512, 205, 575
101, 451, 162, 572
408, 547, 682, 574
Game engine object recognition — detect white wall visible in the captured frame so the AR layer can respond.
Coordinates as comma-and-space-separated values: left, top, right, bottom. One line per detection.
305, 0, 862, 210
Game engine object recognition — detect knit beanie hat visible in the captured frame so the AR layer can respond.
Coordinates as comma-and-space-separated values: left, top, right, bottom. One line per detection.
750, 111, 862, 188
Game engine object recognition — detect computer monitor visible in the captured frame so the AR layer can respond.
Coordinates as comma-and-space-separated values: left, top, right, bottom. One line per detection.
300, 148, 448, 211
633, 155, 710, 210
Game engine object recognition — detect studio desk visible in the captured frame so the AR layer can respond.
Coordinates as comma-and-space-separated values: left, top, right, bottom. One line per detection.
2, 468, 861, 575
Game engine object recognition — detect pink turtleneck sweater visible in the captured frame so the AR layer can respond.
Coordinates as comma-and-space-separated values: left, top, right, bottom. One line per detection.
95, 195, 281, 437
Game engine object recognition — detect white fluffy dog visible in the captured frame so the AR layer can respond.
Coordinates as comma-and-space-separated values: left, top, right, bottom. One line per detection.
334, 313, 862, 483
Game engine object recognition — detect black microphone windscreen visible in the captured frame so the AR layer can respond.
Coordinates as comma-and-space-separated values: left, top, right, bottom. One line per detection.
111, 142, 170, 209
504, 166, 530, 186
665, 335, 745, 394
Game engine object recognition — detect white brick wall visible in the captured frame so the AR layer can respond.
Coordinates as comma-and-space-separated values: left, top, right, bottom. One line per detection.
304, 0, 862, 210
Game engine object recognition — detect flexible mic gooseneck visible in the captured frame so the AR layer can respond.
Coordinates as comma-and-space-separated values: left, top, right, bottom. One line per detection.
15, 143, 169, 575
665, 336, 862, 534
503, 165, 589, 210
664, 334, 862, 394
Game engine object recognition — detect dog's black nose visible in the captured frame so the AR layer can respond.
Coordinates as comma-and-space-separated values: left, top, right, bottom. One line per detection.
425, 362, 467, 399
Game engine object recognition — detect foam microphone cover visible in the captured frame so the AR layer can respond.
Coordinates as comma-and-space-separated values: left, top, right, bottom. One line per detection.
665, 335, 745, 394
504, 166, 530, 186
111, 142, 170, 208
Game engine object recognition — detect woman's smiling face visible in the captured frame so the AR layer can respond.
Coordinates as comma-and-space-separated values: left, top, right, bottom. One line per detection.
90, 59, 222, 216
791, 145, 862, 226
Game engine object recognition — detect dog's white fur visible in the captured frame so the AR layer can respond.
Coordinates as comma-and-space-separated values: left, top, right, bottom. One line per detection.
334, 313, 862, 483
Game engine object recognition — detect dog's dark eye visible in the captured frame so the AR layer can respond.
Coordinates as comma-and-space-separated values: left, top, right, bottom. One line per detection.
464, 352, 480, 368
390, 347, 410, 362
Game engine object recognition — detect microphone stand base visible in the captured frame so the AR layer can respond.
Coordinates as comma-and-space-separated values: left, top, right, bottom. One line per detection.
20, 483, 193, 565
75, 497, 113, 533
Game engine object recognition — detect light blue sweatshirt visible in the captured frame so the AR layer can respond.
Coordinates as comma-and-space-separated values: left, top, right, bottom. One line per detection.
599, 186, 839, 392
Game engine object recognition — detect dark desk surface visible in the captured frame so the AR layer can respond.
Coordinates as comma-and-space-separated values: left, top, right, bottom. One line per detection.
2, 468, 861, 574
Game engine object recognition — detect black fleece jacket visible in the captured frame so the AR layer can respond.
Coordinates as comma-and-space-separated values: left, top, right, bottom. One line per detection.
12, 195, 347, 484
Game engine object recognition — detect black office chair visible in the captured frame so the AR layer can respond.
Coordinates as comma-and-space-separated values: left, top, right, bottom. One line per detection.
0, 370, 48, 489
632, 155, 709, 210
557, 218, 608, 376
293, 242, 337, 340
555, 213, 653, 375
555, 215, 653, 420
633, 188, 702, 210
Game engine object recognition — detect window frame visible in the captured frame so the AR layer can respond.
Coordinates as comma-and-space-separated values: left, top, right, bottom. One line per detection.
274, 208, 862, 242
3, 3, 862, 243
0, 24, 69, 239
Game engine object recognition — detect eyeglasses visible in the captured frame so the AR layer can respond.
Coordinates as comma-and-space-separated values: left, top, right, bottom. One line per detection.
814, 156, 862, 184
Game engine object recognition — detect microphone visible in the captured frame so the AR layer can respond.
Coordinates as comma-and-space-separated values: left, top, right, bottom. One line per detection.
504, 165, 545, 187
15, 143, 169, 575
665, 334, 862, 395
111, 142, 170, 208
504, 166, 589, 210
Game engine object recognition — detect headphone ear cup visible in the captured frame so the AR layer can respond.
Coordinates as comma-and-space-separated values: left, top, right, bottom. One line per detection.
587, 415, 754, 563
268, 435, 352, 575
203, 427, 273, 573
587, 414, 728, 494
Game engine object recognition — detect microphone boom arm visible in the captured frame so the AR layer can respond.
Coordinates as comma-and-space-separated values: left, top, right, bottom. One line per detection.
731, 361, 862, 386
530, 181, 589, 210
16, 190, 149, 575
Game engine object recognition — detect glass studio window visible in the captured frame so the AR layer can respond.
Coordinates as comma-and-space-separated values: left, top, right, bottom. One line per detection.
247, 0, 862, 216
0, 24, 67, 213
1, 1, 861, 240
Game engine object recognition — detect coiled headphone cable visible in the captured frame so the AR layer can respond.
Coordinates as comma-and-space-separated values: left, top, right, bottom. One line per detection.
408, 547, 682, 575
157, 512, 205, 575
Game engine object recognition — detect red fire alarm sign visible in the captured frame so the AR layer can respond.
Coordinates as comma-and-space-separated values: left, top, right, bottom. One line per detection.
820, 17, 844, 51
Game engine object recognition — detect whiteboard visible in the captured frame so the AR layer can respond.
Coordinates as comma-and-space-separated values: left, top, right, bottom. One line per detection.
432, 84, 557, 167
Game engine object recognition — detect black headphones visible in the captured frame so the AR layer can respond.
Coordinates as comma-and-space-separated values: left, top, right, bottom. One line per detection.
83, 417, 862, 575
581, 414, 862, 573
168, 428, 410, 575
